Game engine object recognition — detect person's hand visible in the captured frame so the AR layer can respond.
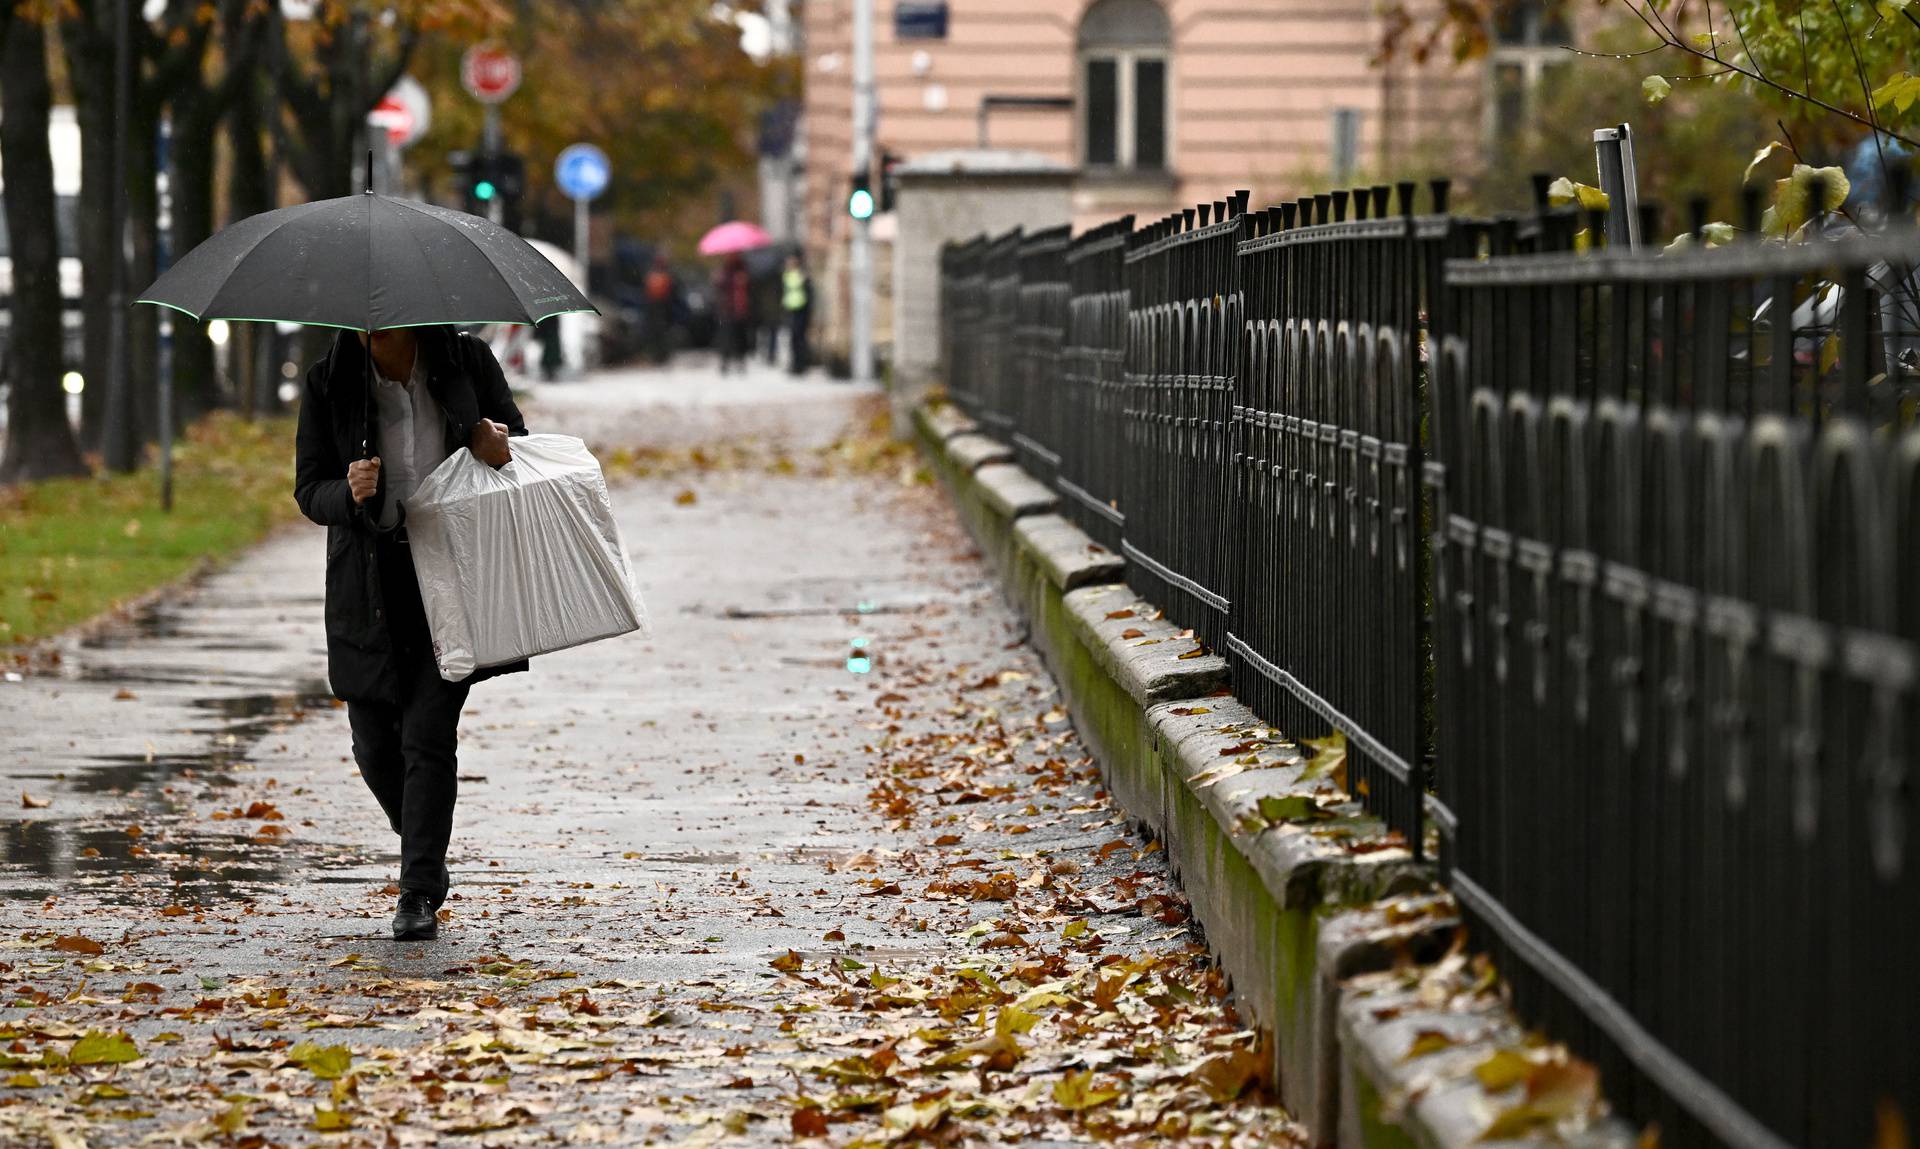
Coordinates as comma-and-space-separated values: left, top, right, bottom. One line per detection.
347, 457, 381, 504
470, 419, 512, 467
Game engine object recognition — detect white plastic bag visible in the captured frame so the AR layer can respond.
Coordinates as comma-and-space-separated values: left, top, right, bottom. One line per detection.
404, 433, 649, 681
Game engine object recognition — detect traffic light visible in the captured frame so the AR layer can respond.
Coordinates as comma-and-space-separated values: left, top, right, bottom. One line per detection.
848, 172, 874, 221
454, 150, 528, 231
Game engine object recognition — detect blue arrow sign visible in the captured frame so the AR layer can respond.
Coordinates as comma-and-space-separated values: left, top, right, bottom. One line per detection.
555, 143, 611, 202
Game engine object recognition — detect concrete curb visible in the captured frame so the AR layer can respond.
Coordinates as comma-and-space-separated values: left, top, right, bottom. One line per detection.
1013, 514, 1124, 591
914, 407, 1636, 1149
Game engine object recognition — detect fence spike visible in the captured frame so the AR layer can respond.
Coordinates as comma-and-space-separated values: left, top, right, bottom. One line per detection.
1739, 186, 1762, 237
1372, 185, 1391, 219
1332, 190, 1349, 222
1430, 179, 1451, 214
1531, 172, 1553, 211
1282, 202, 1298, 229
1353, 189, 1370, 221
1233, 189, 1250, 216
1688, 196, 1710, 240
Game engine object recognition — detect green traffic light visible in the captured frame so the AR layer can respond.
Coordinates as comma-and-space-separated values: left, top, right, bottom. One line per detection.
474, 180, 497, 202
848, 188, 874, 220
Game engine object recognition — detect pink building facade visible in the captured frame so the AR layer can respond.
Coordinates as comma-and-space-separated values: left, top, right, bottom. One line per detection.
799, 0, 1482, 363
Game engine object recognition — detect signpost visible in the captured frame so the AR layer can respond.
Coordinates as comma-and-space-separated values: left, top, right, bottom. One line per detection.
461, 45, 521, 225
554, 143, 610, 294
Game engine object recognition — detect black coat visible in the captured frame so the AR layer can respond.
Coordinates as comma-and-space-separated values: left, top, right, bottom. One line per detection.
294, 327, 530, 704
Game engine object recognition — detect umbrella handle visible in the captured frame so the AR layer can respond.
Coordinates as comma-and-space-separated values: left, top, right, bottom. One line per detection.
362, 331, 374, 461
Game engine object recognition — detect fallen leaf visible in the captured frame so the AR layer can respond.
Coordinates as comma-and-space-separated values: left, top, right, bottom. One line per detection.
69, 1030, 140, 1066
1474, 1048, 1533, 1092
1053, 1068, 1122, 1111
53, 935, 105, 956
20, 792, 48, 809
287, 1040, 353, 1080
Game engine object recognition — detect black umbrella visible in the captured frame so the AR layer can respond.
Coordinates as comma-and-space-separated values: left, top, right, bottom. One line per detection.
138, 158, 596, 454
140, 185, 593, 332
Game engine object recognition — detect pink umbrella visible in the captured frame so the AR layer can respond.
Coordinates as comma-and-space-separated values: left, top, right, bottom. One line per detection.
698, 221, 773, 256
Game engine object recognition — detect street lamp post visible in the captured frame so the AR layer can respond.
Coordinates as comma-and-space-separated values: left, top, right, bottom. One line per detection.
849, 0, 874, 384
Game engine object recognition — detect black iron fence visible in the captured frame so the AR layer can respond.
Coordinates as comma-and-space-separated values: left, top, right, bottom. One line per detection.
938, 185, 1920, 1149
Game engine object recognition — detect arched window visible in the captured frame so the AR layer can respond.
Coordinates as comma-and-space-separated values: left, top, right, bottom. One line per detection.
1077, 0, 1169, 171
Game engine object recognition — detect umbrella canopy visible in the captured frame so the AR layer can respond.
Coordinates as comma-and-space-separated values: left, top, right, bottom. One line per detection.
138, 192, 596, 332
697, 220, 772, 257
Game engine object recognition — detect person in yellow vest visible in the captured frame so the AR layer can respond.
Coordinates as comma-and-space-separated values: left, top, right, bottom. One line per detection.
781, 252, 812, 376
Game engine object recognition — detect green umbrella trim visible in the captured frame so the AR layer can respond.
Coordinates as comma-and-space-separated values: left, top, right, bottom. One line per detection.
133, 298, 599, 331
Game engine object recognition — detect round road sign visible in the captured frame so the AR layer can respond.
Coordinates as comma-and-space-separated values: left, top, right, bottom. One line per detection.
461, 45, 522, 104
554, 143, 611, 202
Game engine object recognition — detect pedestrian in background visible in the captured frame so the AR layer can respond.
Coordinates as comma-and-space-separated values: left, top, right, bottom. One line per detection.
643, 254, 675, 365
782, 252, 813, 376
294, 326, 527, 941
713, 254, 751, 375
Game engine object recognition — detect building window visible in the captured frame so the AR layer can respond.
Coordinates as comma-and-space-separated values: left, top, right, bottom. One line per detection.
1078, 0, 1170, 172
1489, 0, 1571, 143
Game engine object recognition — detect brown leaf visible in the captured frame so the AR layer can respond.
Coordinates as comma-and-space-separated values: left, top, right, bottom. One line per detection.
792, 1108, 830, 1137
1104, 609, 1135, 620
53, 935, 105, 955
674, 488, 698, 505
20, 792, 48, 809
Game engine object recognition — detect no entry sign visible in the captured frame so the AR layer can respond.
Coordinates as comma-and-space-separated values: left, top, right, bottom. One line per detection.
461, 45, 522, 105
369, 75, 431, 148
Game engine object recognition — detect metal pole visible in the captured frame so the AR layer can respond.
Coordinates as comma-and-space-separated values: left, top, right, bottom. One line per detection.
1593, 124, 1643, 250
102, 0, 134, 472
849, 0, 874, 383
483, 106, 504, 227
157, 116, 173, 511
574, 195, 589, 294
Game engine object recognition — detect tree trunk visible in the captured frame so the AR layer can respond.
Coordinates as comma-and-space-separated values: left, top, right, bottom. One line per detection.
59, 18, 114, 450
225, 12, 268, 417
0, 21, 89, 484
168, 76, 219, 419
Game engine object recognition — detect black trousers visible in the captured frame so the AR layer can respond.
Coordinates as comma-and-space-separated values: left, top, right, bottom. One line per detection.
787, 312, 810, 374
346, 539, 469, 906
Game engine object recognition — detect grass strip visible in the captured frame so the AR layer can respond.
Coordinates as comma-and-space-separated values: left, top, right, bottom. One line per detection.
1, 413, 298, 650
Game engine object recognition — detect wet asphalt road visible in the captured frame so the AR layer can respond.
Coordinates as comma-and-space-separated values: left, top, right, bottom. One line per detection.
0, 360, 1291, 1146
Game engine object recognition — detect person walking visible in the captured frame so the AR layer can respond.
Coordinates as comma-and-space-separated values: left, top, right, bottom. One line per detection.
643, 254, 675, 365
293, 325, 527, 941
781, 253, 813, 376
712, 254, 751, 375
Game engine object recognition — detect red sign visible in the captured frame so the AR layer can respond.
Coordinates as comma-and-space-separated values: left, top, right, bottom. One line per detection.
461, 46, 522, 104
369, 98, 414, 146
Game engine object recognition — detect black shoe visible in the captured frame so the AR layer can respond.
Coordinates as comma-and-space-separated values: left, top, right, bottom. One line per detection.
392, 891, 438, 941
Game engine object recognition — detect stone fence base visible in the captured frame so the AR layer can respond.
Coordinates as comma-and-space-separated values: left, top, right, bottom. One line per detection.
914, 400, 1636, 1149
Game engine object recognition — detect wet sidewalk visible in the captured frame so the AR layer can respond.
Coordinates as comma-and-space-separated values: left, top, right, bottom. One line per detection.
0, 362, 1296, 1147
